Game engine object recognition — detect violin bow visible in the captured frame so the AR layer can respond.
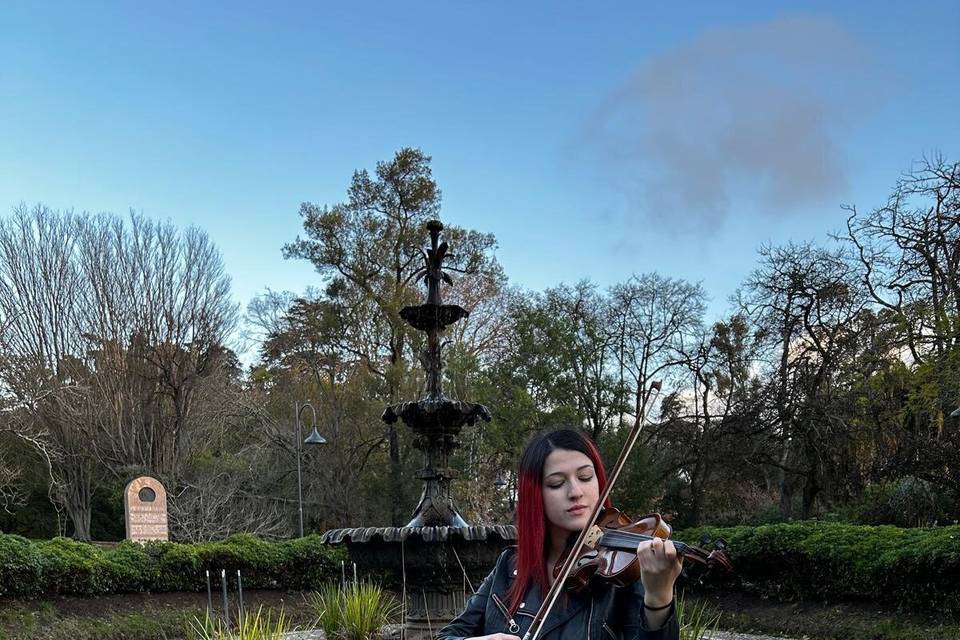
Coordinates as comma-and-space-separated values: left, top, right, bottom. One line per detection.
522, 380, 663, 640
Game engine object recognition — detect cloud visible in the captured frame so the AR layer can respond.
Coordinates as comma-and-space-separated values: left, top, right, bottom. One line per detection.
581, 15, 883, 232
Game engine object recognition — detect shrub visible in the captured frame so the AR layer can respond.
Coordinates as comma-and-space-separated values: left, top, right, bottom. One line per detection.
676, 522, 960, 614
103, 540, 157, 592
676, 592, 720, 640
0, 534, 42, 597
35, 537, 110, 595
276, 535, 345, 590
308, 582, 400, 640
195, 534, 285, 589
310, 583, 346, 636
0, 532, 346, 598
186, 606, 292, 640
842, 478, 960, 527
147, 541, 203, 591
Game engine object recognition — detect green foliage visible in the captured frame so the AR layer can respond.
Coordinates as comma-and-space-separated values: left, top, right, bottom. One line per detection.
186, 606, 292, 640
676, 522, 960, 614
309, 583, 347, 635
102, 540, 156, 592
0, 602, 188, 640
0, 447, 59, 539
600, 431, 664, 517
308, 581, 400, 640
0, 532, 346, 597
35, 537, 112, 595
89, 483, 126, 542
277, 535, 347, 589
676, 592, 721, 640
147, 539, 202, 591
196, 534, 285, 584
842, 478, 960, 527
0, 533, 42, 596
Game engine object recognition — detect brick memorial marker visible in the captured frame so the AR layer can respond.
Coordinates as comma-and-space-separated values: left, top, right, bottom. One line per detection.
124, 476, 169, 542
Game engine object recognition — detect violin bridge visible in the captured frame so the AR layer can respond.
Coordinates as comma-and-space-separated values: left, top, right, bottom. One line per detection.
584, 525, 602, 549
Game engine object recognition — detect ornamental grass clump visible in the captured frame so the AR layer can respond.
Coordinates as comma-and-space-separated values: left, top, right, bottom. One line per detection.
186, 606, 291, 640
676, 593, 721, 640
309, 581, 401, 640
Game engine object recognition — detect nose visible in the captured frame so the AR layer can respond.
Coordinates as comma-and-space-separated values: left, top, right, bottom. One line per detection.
568, 479, 584, 500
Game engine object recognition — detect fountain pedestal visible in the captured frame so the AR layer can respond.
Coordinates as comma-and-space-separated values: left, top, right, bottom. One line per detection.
322, 220, 515, 637
321, 525, 516, 639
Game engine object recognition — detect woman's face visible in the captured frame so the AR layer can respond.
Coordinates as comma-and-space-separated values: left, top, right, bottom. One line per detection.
541, 448, 599, 540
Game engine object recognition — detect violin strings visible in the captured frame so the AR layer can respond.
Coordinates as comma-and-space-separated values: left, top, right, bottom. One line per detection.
599, 530, 689, 554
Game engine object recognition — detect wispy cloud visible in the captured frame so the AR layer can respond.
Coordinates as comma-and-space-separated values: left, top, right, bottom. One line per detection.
580, 15, 884, 232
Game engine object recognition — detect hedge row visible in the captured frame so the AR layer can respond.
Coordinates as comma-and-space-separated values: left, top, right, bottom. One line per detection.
676, 522, 960, 614
0, 533, 346, 598
5, 524, 959, 611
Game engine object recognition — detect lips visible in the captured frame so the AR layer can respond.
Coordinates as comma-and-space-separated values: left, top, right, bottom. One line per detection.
567, 505, 588, 515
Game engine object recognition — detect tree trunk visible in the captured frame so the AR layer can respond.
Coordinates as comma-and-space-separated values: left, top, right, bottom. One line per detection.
801, 460, 821, 519
60, 461, 93, 541
777, 446, 793, 519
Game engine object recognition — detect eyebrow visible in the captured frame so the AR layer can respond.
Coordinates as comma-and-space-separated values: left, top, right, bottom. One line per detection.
544, 464, 594, 479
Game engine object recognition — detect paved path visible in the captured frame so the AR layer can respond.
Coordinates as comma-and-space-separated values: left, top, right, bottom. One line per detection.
283, 629, 796, 640
282, 632, 324, 640
705, 631, 796, 640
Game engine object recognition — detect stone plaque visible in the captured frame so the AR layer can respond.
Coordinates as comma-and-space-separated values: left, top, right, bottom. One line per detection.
124, 476, 169, 542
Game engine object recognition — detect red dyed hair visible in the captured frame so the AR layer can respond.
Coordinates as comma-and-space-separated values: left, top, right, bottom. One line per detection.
506, 428, 611, 614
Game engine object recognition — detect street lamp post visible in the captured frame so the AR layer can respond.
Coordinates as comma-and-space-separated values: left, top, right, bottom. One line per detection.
295, 401, 327, 537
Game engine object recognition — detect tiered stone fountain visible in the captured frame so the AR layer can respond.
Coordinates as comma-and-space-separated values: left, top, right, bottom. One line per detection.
321, 220, 516, 639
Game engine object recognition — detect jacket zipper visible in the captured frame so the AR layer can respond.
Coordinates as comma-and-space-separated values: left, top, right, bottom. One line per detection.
587, 597, 594, 639
491, 593, 521, 634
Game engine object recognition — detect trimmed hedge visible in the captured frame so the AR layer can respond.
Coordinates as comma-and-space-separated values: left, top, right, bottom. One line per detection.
676, 522, 960, 614
5, 524, 958, 613
0, 533, 346, 598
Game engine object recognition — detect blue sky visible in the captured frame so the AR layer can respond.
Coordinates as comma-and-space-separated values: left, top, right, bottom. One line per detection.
2, 1, 957, 354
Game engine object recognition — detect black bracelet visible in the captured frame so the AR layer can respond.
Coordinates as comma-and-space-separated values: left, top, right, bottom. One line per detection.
643, 599, 673, 611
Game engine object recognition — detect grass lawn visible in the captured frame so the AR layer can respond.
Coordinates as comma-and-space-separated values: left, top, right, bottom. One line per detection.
0, 590, 319, 640
688, 589, 960, 640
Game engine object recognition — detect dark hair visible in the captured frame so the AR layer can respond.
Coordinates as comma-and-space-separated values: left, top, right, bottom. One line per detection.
507, 428, 610, 613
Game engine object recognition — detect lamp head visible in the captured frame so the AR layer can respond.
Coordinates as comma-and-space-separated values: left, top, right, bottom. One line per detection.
304, 427, 327, 445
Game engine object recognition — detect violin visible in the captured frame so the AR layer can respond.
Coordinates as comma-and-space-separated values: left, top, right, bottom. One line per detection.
554, 507, 733, 592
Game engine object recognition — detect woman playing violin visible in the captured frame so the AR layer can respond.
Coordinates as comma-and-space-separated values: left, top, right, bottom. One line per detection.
436, 428, 682, 640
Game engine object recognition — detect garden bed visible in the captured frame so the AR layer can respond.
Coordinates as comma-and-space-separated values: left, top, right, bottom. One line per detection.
3, 588, 960, 640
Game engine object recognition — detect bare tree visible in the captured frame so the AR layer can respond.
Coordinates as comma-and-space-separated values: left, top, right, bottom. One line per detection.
844, 156, 960, 493
75, 212, 239, 478
656, 314, 766, 526
845, 155, 960, 364
0, 205, 238, 539
0, 438, 25, 513
739, 242, 868, 518
607, 273, 706, 429
0, 206, 97, 537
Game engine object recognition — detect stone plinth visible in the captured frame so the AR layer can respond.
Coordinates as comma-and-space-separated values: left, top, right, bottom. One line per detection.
124, 476, 169, 542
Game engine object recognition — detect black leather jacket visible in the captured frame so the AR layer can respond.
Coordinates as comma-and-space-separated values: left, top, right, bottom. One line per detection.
436, 548, 679, 640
